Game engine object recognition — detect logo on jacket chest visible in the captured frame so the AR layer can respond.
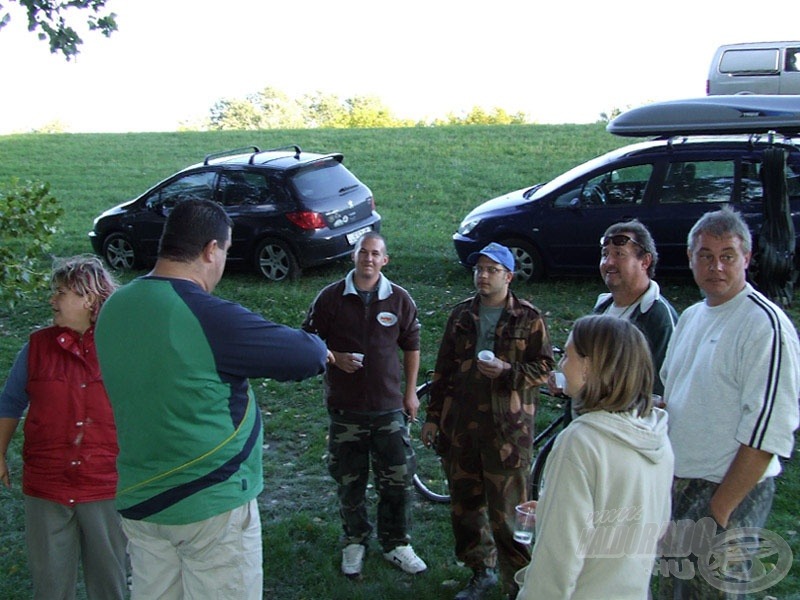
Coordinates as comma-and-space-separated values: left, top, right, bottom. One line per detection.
376, 312, 398, 327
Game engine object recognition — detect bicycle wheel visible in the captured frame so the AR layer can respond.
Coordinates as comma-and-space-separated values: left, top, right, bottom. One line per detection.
410, 380, 450, 503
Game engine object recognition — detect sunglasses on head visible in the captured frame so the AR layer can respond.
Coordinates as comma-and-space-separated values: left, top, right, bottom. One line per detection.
600, 234, 646, 250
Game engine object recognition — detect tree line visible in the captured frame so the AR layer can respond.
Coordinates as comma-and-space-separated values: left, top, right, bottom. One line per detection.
199, 86, 528, 131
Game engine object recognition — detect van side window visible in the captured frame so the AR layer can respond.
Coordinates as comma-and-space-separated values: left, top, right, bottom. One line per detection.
661, 161, 735, 204
720, 48, 780, 75
740, 161, 763, 204
577, 164, 651, 207
787, 48, 800, 72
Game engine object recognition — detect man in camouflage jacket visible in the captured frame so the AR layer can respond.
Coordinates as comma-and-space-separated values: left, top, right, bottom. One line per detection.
422, 243, 554, 600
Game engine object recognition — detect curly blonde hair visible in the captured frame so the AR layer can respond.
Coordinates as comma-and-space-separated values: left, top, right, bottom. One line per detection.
50, 255, 118, 322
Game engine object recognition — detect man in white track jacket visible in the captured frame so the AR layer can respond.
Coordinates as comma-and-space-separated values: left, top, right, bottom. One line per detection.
659, 207, 800, 599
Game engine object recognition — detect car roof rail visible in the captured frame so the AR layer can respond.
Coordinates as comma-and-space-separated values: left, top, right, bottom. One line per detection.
661, 135, 685, 152
660, 131, 798, 153
748, 131, 799, 149
204, 146, 261, 165
248, 145, 302, 164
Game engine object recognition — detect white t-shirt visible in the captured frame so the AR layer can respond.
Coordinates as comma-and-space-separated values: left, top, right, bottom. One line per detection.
661, 284, 800, 481
602, 302, 639, 319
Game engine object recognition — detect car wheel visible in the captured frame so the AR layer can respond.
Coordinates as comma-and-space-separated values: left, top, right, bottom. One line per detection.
254, 238, 300, 282
102, 232, 137, 270
502, 238, 544, 282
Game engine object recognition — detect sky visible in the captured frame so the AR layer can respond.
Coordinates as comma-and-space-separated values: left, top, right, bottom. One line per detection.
1, 0, 800, 134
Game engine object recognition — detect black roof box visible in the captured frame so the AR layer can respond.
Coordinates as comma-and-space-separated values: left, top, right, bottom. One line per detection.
607, 95, 800, 138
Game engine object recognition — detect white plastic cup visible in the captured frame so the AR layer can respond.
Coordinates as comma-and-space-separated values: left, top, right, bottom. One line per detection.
477, 350, 495, 362
513, 500, 537, 544
553, 371, 566, 390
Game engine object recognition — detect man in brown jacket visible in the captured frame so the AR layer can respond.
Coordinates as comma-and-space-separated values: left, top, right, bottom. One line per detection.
303, 232, 426, 580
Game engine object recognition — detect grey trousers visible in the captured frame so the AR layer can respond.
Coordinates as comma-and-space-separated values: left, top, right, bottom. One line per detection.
24, 495, 128, 600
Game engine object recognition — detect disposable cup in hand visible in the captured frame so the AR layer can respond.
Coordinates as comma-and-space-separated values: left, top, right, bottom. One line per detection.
477, 350, 495, 362
513, 500, 537, 544
553, 371, 566, 390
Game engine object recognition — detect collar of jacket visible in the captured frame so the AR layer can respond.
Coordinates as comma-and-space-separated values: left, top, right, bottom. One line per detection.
468, 289, 530, 317
343, 269, 393, 300
594, 279, 662, 315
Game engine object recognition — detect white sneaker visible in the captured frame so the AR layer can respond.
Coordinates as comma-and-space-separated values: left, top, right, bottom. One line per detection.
341, 543, 365, 578
383, 544, 427, 574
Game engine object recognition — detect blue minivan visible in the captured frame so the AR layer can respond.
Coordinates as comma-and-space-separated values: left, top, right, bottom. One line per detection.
453, 96, 800, 281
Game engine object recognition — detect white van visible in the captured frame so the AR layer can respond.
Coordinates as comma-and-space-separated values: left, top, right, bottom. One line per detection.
707, 41, 800, 95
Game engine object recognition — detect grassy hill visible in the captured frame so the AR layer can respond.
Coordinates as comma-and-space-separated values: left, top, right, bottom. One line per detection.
0, 125, 797, 599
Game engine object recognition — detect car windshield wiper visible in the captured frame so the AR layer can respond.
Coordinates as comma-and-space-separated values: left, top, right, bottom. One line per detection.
339, 184, 360, 194
523, 184, 543, 199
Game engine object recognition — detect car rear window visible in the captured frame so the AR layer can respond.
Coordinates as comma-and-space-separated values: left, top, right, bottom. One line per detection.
290, 161, 362, 204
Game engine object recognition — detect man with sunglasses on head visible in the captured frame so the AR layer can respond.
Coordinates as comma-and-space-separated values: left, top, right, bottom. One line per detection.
593, 220, 678, 395
422, 242, 554, 600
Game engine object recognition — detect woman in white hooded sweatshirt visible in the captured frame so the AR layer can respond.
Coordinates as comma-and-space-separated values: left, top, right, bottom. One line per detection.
517, 315, 674, 599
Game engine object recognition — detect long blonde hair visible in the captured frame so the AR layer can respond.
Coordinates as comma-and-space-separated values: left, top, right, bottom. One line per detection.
570, 315, 654, 417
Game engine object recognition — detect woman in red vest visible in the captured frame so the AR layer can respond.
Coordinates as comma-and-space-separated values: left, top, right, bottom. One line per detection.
0, 255, 127, 600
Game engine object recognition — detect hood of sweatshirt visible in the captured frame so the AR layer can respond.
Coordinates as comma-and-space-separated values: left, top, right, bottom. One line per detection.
574, 407, 671, 464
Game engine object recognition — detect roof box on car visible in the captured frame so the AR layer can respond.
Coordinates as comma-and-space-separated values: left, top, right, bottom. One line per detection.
607, 95, 800, 138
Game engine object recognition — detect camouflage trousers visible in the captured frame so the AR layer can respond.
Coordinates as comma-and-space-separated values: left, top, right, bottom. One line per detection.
657, 477, 775, 600
441, 415, 531, 592
327, 409, 414, 552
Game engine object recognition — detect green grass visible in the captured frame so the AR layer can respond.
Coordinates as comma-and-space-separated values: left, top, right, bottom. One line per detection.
1, 125, 798, 599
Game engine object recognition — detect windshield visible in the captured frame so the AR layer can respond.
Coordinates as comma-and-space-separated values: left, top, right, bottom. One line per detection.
529, 141, 658, 201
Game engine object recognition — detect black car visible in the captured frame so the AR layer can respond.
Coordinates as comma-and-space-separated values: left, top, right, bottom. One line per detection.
453, 96, 800, 282
89, 145, 381, 281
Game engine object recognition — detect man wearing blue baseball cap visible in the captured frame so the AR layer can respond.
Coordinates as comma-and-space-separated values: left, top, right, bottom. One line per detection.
422, 243, 554, 600
468, 242, 516, 273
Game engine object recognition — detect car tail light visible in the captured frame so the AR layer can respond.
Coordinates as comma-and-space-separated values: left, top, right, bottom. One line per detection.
286, 210, 327, 230
368, 195, 375, 211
